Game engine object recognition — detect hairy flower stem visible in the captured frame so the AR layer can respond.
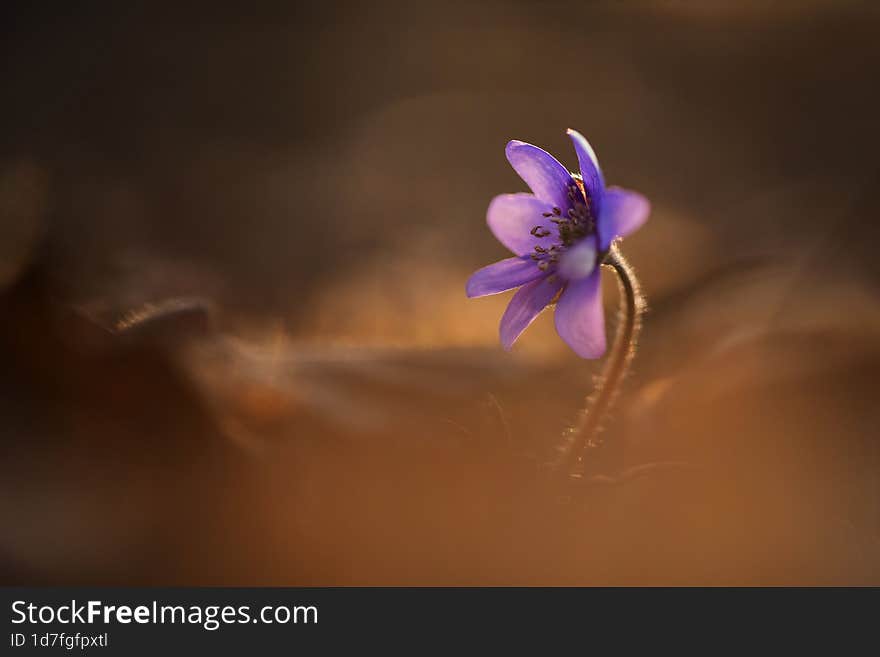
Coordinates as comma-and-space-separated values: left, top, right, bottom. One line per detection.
555, 244, 645, 480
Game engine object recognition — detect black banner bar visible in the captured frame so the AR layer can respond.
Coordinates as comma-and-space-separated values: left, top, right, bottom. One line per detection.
2, 587, 877, 653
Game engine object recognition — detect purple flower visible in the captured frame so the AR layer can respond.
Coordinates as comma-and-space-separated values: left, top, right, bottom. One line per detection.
466, 130, 650, 358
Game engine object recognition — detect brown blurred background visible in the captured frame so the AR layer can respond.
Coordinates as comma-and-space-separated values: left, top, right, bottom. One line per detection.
1, 1, 879, 584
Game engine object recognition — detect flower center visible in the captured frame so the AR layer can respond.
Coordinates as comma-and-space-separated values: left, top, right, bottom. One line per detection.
527, 176, 597, 280
557, 239, 597, 280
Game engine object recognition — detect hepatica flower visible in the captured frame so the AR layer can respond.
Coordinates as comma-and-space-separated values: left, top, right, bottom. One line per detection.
466, 130, 650, 358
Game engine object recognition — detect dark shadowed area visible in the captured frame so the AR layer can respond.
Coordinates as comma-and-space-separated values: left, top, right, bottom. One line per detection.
1, 0, 879, 584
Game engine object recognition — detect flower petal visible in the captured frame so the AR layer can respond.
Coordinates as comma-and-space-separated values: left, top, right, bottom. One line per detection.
505, 140, 576, 210
487, 193, 558, 256
597, 187, 650, 251
554, 270, 605, 359
566, 129, 605, 217
499, 276, 563, 350
465, 257, 543, 298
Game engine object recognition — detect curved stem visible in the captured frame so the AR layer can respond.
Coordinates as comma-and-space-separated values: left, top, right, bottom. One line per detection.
555, 243, 645, 479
